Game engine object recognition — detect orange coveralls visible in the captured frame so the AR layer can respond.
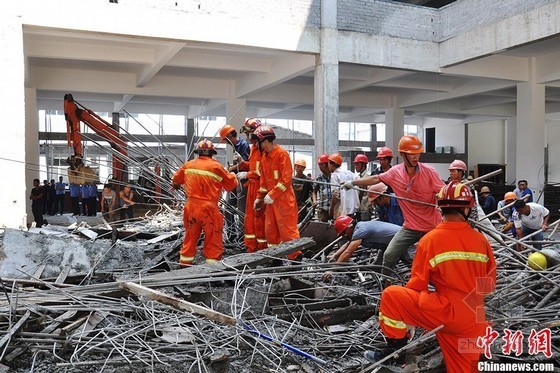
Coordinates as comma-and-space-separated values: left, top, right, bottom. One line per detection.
239, 143, 267, 252
172, 156, 238, 265
257, 144, 301, 259
379, 221, 496, 372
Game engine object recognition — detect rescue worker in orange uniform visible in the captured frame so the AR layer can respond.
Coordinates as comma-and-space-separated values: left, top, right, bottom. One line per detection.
172, 139, 238, 266
235, 118, 268, 252
253, 126, 302, 260
367, 180, 496, 372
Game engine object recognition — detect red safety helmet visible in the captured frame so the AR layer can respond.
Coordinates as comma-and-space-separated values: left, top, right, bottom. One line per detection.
328, 153, 343, 166
367, 183, 388, 202
334, 215, 354, 236
194, 139, 217, 155
253, 125, 276, 143
397, 135, 424, 154
240, 118, 262, 134
318, 154, 330, 164
377, 147, 394, 159
219, 124, 236, 143
437, 181, 474, 208
353, 154, 369, 164
448, 160, 467, 172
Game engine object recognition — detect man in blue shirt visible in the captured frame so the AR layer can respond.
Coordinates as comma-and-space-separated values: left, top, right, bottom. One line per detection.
330, 215, 401, 263
513, 179, 534, 202
220, 124, 250, 243
69, 183, 81, 216
367, 183, 404, 226
54, 176, 66, 215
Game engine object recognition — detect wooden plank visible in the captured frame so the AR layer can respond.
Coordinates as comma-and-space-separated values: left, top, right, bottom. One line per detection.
55, 265, 72, 285
70, 311, 107, 337
119, 281, 236, 325
146, 230, 180, 244
0, 310, 31, 352
32, 264, 46, 279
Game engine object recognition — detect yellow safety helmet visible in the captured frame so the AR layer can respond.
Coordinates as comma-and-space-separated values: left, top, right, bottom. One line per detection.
527, 252, 547, 270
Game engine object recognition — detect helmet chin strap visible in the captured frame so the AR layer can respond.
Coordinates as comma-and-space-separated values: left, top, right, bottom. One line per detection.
403, 153, 414, 167
458, 207, 471, 221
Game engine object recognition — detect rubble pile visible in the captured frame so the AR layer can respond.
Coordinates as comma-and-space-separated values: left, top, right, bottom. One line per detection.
0, 213, 559, 372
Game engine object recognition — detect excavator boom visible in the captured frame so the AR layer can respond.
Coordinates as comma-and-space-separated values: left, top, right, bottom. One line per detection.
64, 93, 128, 184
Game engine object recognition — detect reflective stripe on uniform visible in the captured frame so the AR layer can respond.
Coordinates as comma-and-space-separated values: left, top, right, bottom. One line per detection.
273, 170, 279, 179
245, 234, 256, 239
256, 161, 261, 176
276, 182, 286, 191
180, 255, 195, 263
205, 258, 219, 264
429, 251, 489, 268
259, 187, 268, 193
185, 169, 223, 182
256, 238, 267, 243
379, 312, 407, 329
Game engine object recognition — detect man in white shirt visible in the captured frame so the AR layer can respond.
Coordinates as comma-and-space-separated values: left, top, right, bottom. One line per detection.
327, 153, 359, 219
513, 199, 550, 251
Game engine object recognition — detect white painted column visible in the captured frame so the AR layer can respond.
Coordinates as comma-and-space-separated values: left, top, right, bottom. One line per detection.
516, 65, 545, 198
385, 108, 404, 162
25, 89, 40, 226
314, 0, 338, 166
505, 117, 517, 184
0, 5, 28, 228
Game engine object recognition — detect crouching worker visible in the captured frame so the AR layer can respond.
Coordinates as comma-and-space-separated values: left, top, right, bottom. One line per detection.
367, 181, 496, 371
330, 215, 400, 264
172, 139, 238, 266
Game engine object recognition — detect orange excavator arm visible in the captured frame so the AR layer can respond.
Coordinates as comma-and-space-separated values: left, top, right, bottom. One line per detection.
64, 93, 128, 184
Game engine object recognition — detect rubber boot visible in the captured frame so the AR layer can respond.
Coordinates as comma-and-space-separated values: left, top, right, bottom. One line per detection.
364, 337, 408, 364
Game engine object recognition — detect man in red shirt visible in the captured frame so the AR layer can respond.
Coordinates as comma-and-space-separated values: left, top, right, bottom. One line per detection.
367, 181, 496, 372
172, 139, 238, 266
344, 135, 444, 278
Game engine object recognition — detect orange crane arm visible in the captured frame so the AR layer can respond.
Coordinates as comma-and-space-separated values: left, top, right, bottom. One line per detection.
64, 93, 128, 183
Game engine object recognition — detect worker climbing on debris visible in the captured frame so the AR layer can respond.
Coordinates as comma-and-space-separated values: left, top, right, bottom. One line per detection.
220, 123, 250, 244
254, 126, 302, 261
513, 199, 550, 251
172, 139, 238, 266
366, 180, 496, 371
235, 118, 268, 252
329, 153, 359, 219
344, 135, 444, 282
329, 215, 400, 264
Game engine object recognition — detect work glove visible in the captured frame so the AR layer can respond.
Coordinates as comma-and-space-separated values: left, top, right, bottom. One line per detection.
264, 195, 274, 205
254, 198, 263, 211
342, 180, 354, 190
236, 171, 248, 180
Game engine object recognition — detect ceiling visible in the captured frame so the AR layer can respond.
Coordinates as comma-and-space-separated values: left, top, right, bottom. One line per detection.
26, 25, 560, 126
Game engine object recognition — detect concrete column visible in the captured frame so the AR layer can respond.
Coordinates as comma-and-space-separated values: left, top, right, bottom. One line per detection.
505, 117, 517, 184
186, 118, 195, 160
516, 64, 545, 197
25, 89, 40, 227
0, 5, 27, 228
385, 108, 405, 162
314, 0, 338, 169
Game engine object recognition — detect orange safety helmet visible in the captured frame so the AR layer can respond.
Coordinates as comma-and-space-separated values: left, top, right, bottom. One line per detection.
397, 135, 424, 154
504, 192, 517, 201
448, 160, 467, 172
328, 153, 343, 166
377, 147, 394, 159
295, 159, 307, 168
437, 181, 474, 208
334, 215, 355, 236
318, 154, 330, 164
241, 118, 262, 134
219, 124, 236, 143
353, 154, 369, 164
194, 139, 217, 155
253, 125, 276, 143
367, 183, 388, 202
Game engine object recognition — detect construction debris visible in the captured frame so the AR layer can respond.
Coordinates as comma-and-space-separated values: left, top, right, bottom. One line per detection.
1, 204, 560, 372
